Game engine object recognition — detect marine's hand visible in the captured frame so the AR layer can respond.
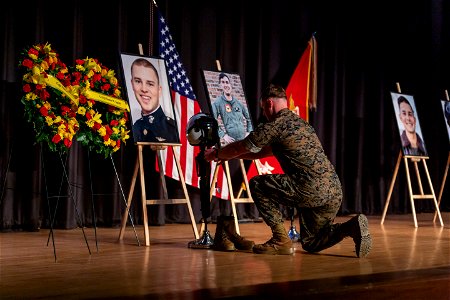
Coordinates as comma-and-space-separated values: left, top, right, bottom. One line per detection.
222, 134, 235, 144
204, 147, 222, 163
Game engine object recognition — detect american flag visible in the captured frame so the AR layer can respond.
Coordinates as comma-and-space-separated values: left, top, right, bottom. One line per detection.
158, 11, 201, 188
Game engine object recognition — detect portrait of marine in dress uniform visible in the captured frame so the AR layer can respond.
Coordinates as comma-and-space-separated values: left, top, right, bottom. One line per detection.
120, 53, 179, 144
201, 70, 253, 147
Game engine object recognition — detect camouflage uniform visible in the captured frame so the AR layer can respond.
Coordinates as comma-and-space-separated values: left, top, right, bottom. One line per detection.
245, 108, 344, 252
132, 106, 178, 143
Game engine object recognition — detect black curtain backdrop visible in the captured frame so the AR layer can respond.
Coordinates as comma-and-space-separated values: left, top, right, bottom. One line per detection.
1, 0, 449, 230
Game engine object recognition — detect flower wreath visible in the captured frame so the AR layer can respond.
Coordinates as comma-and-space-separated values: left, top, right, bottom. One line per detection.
18, 43, 130, 157
71, 57, 130, 158
18, 43, 79, 152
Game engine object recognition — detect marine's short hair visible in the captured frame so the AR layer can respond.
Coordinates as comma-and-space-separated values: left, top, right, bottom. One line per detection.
261, 84, 287, 101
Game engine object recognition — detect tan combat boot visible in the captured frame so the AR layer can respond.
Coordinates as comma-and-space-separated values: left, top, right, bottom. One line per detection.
253, 223, 293, 255
221, 216, 255, 251
212, 216, 235, 251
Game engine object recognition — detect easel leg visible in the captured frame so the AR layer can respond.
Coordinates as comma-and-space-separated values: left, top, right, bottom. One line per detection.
422, 159, 444, 226
137, 145, 150, 246
381, 151, 402, 224
172, 147, 199, 239
404, 157, 418, 228
434, 153, 449, 223
118, 155, 141, 245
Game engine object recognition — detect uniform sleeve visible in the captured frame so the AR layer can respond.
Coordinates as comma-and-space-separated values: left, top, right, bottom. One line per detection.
246, 120, 279, 151
242, 104, 253, 132
211, 100, 225, 138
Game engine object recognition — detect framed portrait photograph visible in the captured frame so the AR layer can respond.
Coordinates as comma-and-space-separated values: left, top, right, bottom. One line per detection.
119, 53, 180, 144
201, 70, 253, 147
391, 92, 428, 157
440, 100, 450, 143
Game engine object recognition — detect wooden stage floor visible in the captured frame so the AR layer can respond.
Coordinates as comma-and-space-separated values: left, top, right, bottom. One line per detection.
1, 213, 449, 299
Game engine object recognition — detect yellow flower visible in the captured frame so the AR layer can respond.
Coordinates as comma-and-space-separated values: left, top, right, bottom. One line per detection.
54, 116, 62, 123
77, 106, 86, 115
86, 119, 95, 128
114, 89, 121, 98
25, 92, 36, 101
103, 138, 112, 146
106, 69, 115, 79
29, 52, 38, 60
76, 64, 86, 72
41, 60, 49, 71
110, 76, 118, 86
91, 111, 102, 124
45, 116, 54, 125
112, 127, 120, 134
43, 101, 51, 110
121, 128, 130, 141
43, 42, 52, 54
97, 126, 106, 136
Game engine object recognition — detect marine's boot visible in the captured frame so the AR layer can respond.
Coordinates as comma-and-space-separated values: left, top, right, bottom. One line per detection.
340, 214, 372, 258
221, 216, 255, 251
252, 223, 293, 255
212, 216, 235, 251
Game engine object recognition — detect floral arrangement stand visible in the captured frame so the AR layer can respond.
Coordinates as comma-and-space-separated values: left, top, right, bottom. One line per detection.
40, 146, 92, 262
84, 149, 141, 248
118, 143, 200, 246
381, 83, 444, 228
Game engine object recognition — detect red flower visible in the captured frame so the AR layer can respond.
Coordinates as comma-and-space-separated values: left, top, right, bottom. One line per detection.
101, 83, 111, 91
85, 112, 92, 120
22, 59, 34, 69
52, 134, 62, 144
78, 95, 87, 104
28, 48, 39, 57
61, 106, 70, 116
23, 84, 31, 93
105, 125, 113, 135
39, 106, 49, 116
56, 72, 65, 80
63, 138, 72, 148
93, 122, 101, 130
39, 89, 50, 101
110, 119, 119, 126
93, 73, 102, 82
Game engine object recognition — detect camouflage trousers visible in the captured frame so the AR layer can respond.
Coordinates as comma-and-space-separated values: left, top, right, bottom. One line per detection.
249, 172, 346, 253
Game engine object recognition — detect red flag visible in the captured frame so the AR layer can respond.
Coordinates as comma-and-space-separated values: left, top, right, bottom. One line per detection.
158, 12, 201, 188
285, 35, 317, 122
246, 35, 317, 182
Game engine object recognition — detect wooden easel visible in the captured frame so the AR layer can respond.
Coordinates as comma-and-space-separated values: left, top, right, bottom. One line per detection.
118, 143, 199, 246
208, 160, 254, 235
381, 83, 444, 227
434, 89, 450, 222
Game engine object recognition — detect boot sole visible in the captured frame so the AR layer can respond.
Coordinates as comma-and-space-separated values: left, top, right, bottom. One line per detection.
252, 246, 293, 255
355, 214, 372, 258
